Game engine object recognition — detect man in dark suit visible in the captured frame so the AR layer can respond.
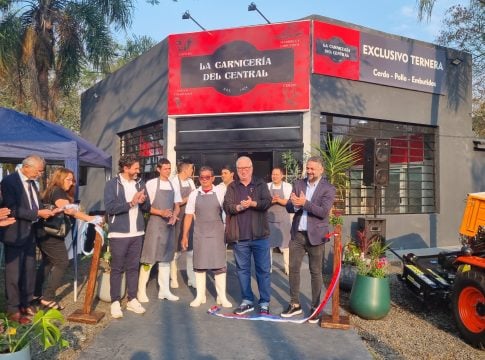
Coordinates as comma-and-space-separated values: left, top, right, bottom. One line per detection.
1, 155, 55, 324
281, 156, 336, 321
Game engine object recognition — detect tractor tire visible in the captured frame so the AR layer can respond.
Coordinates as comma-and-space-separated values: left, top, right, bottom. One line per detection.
451, 269, 485, 348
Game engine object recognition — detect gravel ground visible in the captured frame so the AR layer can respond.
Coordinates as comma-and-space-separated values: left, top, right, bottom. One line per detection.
338, 265, 483, 360
2, 258, 483, 359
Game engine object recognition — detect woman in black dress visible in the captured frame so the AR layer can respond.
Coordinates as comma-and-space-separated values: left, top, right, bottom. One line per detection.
35, 167, 97, 309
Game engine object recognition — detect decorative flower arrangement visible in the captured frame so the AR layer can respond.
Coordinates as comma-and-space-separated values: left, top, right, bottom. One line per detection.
342, 241, 361, 265
343, 228, 390, 279
355, 240, 390, 279
329, 209, 344, 227
0, 309, 68, 354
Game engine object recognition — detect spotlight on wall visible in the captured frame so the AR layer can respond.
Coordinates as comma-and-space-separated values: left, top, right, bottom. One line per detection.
450, 58, 462, 66
248, 2, 271, 24
182, 10, 207, 31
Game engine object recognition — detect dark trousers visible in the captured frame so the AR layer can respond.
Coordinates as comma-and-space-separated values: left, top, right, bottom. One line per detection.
4, 240, 36, 313
35, 236, 69, 300
289, 231, 325, 308
109, 236, 143, 302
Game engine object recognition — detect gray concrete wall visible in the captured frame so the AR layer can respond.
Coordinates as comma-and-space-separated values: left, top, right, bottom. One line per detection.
310, 43, 474, 249
79, 39, 169, 210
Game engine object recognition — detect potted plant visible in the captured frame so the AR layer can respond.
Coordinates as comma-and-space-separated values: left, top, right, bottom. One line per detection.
0, 309, 68, 359
316, 135, 359, 211
340, 239, 361, 291
349, 233, 392, 320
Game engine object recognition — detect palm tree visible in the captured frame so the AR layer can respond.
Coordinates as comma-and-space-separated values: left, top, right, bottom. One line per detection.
0, 0, 134, 121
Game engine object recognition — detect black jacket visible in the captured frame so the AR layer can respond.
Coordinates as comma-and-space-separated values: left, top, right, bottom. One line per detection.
223, 177, 272, 243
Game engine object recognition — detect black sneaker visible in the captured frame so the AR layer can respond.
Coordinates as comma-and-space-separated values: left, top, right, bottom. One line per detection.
308, 307, 320, 324
280, 303, 303, 318
259, 306, 270, 316
233, 303, 254, 315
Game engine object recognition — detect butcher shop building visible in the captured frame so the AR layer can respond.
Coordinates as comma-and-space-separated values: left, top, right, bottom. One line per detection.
80, 15, 480, 250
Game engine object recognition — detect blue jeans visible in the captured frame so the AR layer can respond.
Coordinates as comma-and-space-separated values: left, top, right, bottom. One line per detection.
233, 238, 271, 307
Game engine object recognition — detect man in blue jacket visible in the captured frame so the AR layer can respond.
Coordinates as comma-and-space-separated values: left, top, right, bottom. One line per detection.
104, 155, 151, 318
281, 156, 336, 323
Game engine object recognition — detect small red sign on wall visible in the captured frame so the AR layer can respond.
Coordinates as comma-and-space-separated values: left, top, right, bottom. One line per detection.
168, 21, 310, 116
313, 21, 360, 80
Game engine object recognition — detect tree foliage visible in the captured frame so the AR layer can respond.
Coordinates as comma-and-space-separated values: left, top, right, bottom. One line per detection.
435, 1, 485, 136
0, 0, 135, 122
417, 1, 485, 136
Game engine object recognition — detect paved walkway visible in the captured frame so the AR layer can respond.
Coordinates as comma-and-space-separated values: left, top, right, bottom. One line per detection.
79, 251, 372, 360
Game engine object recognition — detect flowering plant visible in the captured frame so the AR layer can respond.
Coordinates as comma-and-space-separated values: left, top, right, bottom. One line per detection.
355, 240, 390, 278
0, 309, 68, 354
342, 241, 361, 265
343, 228, 390, 278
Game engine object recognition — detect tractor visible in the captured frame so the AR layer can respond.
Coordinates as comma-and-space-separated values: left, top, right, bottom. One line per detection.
397, 192, 485, 348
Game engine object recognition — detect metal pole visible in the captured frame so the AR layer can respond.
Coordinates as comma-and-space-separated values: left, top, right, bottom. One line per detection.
72, 218, 78, 302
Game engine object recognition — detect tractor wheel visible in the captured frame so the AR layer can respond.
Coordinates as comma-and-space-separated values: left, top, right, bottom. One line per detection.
451, 269, 485, 348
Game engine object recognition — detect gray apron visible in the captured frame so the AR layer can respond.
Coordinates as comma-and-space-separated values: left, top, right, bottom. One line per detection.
174, 176, 194, 251
193, 191, 226, 270
267, 184, 291, 248
140, 178, 175, 263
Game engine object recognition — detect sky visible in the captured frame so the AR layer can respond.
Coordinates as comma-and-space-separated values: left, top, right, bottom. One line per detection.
115, 0, 470, 45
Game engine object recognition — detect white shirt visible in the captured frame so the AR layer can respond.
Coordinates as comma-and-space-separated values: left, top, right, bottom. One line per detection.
109, 175, 144, 238
171, 176, 196, 198
145, 177, 182, 205
297, 177, 321, 231
215, 182, 228, 196
267, 181, 292, 199
185, 185, 225, 215
215, 182, 231, 224
18, 170, 39, 210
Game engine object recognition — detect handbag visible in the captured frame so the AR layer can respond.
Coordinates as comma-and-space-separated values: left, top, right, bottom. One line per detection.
43, 212, 71, 238
42, 189, 72, 238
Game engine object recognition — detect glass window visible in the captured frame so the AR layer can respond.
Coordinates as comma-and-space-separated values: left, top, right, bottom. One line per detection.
320, 115, 437, 215
119, 122, 164, 181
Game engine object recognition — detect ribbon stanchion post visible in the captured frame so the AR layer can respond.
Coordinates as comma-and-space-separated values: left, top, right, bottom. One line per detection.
68, 230, 105, 324
321, 224, 350, 329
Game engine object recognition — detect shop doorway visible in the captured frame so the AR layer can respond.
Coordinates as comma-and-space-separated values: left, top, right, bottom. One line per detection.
238, 151, 273, 182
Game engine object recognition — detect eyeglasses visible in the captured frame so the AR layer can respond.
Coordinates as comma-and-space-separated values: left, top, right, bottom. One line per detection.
237, 166, 252, 171
199, 176, 212, 181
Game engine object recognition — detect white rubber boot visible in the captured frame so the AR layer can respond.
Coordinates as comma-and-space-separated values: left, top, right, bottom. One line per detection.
282, 248, 290, 275
186, 250, 196, 288
158, 263, 179, 301
190, 271, 206, 307
170, 256, 179, 288
137, 264, 152, 303
215, 273, 232, 308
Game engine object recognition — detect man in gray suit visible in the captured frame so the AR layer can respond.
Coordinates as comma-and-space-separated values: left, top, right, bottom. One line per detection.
281, 156, 336, 322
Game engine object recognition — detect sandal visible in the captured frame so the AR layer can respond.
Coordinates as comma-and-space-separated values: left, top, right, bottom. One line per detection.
40, 299, 65, 311
31, 296, 41, 306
